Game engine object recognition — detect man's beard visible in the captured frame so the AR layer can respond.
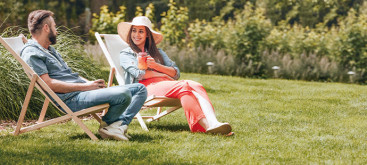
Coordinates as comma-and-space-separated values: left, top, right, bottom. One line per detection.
48, 29, 57, 45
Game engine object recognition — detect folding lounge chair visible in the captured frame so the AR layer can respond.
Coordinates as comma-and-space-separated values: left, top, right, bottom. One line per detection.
0, 34, 109, 141
95, 32, 182, 131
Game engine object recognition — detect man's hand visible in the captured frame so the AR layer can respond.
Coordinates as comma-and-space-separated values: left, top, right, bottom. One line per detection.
40, 73, 107, 93
85, 79, 106, 90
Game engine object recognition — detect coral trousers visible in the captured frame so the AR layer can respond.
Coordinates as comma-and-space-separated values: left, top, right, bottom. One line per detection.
140, 77, 214, 132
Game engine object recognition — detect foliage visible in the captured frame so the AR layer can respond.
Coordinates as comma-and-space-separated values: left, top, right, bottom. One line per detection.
0, 0, 30, 29
262, 0, 364, 27
223, 2, 271, 77
335, 8, 367, 82
0, 27, 105, 120
187, 2, 271, 77
160, 0, 189, 47
2, 73, 367, 164
0, 0, 365, 38
0, 0, 87, 34
55, 27, 105, 80
264, 24, 333, 58
187, 18, 226, 50
89, 5, 126, 43
145, 3, 156, 28
135, 6, 143, 17
259, 5, 367, 82
89, 3, 158, 37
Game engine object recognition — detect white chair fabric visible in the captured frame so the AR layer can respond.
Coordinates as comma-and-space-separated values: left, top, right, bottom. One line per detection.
99, 34, 128, 85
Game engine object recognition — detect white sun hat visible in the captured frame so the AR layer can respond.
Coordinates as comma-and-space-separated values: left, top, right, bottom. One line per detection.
117, 16, 163, 44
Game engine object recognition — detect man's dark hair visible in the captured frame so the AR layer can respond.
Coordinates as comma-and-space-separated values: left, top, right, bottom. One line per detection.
27, 10, 54, 34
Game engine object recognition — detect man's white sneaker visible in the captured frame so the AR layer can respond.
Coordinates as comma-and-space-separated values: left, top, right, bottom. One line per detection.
120, 125, 132, 139
206, 123, 232, 135
99, 121, 129, 141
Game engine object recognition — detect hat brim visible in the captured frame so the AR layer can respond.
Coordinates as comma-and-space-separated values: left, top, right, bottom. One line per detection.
117, 22, 163, 45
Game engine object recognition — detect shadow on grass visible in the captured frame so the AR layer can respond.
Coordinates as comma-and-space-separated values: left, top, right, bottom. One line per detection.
70, 133, 158, 142
204, 87, 229, 94
68, 123, 190, 141
147, 123, 190, 132
129, 133, 157, 142
70, 133, 93, 140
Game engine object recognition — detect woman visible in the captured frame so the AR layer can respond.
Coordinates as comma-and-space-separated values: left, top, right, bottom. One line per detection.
118, 16, 232, 135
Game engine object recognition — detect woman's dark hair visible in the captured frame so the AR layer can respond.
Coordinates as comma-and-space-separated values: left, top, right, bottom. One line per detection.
127, 26, 165, 65
27, 10, 54, 34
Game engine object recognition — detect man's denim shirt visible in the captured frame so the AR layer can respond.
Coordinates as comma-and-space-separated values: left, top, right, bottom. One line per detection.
20, 39, 85, 101
119, 47, 180, 84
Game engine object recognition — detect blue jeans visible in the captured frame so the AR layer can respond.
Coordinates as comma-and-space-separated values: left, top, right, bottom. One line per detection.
64, 83, 147, 125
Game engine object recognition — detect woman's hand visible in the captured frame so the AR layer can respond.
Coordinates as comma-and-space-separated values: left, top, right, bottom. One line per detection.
145, 55, 177, 78
146, 56, 159, 69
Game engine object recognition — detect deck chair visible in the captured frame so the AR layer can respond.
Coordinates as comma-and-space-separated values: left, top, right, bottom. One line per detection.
0, 34, 109, 141
95, 32, 182, 131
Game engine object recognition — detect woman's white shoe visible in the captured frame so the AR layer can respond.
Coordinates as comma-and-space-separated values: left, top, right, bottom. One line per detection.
206, 123, 232, 135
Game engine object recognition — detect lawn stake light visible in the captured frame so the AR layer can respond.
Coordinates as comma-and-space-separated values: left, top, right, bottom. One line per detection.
272, 66, 280, 78
347, 71, 355, 83
206, 62, 214, 74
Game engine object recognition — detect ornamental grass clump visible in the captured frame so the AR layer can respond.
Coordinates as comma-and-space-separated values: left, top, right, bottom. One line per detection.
0, 27, 104, 120
262, 51, 345, 82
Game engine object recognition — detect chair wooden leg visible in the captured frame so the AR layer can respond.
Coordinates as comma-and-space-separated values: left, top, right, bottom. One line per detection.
156, 107, 162, 121
107, 67, 115, 88
13, 115, 72, 134
91, 113, 102, 124
71, 116, 99, 141
136, 112, 149, 131
102, 68, 116, 116
37, 99, 50, 123
147, 106, 181, 122
14, 76, 37, 136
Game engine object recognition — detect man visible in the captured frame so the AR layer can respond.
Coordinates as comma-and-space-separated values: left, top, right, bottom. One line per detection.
20, 10, 147, 141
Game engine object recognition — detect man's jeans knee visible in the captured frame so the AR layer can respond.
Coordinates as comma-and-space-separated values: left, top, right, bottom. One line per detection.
65, 84, 147, 125
119, 83, 147, 125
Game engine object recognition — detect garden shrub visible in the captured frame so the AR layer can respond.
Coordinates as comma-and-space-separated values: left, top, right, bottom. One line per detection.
262, 51, 344, 82
164, 44, 345, 82
165, 45, 235, 75
160, 0, 189, 47
187, 18, 226, 50
335, 9, 367, 82
187, 2, 272, 77
145, 3, 156, 26
223, 2, 272, 77
88, 5, 126, 43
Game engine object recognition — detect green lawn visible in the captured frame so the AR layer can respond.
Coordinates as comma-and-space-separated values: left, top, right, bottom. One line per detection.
1, 73, 367, 164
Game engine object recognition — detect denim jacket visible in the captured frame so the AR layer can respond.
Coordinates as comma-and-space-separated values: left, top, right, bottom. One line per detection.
119, 47, 180, 84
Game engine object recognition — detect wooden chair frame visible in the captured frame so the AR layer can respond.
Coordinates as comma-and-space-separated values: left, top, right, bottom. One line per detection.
95, 32, 182, 130
0, 34, 109, 140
